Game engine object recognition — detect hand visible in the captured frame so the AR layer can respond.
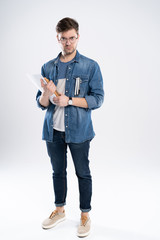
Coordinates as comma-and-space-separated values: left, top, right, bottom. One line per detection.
40, 79, 57, 96
53, 94, 69, 107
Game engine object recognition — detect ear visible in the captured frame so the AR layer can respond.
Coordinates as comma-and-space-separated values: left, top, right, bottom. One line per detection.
57, 34, 60, 42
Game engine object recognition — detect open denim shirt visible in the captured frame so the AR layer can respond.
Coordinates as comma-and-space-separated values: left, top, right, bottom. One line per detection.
36, 51, 104, 143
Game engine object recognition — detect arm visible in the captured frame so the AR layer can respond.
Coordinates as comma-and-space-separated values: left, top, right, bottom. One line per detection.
85, 62, 104, 110
39, 92, 50, 108
39, 79, 57, 107
53, 63, 104, 109
51, 62, 104, 109
53, 94, 88, 108
72, 97, 88, 108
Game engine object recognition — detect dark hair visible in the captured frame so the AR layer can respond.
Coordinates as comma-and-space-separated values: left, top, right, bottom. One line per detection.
56, 17, 79, 33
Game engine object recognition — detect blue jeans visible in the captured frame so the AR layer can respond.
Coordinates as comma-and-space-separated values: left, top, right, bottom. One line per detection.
46, 130, 92, 212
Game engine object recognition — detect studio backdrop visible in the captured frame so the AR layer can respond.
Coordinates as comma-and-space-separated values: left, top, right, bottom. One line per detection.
0, 0, 160, 239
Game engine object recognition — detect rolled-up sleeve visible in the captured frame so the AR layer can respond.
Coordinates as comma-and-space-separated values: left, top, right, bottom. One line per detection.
85, 62, 104, 110
36, 90, 49, 110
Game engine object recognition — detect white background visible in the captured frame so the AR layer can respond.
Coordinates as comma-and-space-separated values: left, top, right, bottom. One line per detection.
0, 0, 160, 239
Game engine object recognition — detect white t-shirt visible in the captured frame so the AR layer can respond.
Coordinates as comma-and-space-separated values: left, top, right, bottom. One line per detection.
52, 78, 66, 131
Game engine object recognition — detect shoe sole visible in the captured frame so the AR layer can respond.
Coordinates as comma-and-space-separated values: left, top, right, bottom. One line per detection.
77, 230, 90, 238
42, 217, 66, 229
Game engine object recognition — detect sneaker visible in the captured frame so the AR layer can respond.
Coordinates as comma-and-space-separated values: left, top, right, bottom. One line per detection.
42, 210, 65, 229
77, 216, 91, 238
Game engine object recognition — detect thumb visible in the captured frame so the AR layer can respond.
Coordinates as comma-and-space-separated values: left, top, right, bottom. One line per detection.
40, 78, 45, 87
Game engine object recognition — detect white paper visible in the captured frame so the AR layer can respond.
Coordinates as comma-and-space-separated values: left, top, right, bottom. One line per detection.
27, 73, 56, 104
27, 73, 46, 92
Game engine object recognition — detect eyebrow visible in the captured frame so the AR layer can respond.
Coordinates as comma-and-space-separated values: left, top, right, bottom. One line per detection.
61, 36, 76, 38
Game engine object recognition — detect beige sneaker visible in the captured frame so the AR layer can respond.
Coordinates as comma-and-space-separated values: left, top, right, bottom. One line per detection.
77, 216, 91, 238
42, 210, 65, 229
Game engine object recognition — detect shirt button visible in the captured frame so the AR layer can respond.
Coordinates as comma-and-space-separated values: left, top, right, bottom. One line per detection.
66, 90, 68, 93
66, 126, 68, 128
66, 78, 69, 81
65, 114, 67, 116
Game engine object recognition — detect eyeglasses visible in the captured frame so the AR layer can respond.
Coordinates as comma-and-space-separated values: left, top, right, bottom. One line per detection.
59, 36, 78, 44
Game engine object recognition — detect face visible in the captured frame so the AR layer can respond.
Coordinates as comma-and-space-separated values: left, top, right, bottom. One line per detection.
57, 29, 79, 56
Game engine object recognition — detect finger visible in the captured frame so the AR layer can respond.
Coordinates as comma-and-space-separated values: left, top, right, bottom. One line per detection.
49, 80, 54, 85
44, 77, 49, 84
53, 97, 57, 102
40, 78, 44, 87
47, 82, 52, 89
48, 81, 54, 88
49, 80, 56, 87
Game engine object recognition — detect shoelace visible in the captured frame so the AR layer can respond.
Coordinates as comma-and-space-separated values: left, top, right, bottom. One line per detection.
49, 210, 58, 219
81, 216, 89, 226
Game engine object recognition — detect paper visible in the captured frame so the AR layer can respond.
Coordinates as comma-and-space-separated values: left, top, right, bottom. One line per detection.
27, 73, 46, 92
27, 73, 56, 103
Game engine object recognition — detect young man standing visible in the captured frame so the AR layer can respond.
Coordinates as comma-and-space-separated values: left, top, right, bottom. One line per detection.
36, 17, 104, 237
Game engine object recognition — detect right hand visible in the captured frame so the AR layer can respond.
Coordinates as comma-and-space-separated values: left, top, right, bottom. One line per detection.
40, 78, 57, 96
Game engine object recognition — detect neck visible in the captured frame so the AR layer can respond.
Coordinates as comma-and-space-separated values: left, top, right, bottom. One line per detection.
60, 50, 77, 62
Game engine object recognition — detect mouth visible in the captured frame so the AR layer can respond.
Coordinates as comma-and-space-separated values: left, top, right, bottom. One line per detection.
65, 46, 72, 50
63, 46, 75, 55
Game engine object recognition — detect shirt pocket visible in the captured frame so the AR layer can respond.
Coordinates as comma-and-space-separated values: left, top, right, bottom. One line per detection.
73, 75, 89, 97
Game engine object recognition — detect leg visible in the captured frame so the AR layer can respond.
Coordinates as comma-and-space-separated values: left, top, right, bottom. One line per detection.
46, 130, 67, 207
69, 140, 92, 212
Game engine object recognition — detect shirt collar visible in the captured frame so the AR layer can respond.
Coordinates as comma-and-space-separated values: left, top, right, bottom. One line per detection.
54, 50, 80, 66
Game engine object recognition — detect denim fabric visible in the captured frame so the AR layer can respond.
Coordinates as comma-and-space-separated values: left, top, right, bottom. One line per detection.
46, 130, 92, 212
36, 50, 104, 143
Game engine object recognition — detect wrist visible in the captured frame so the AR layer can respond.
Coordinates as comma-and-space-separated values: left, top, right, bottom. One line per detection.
42, 91, 50, 98
68, 97, 73, 105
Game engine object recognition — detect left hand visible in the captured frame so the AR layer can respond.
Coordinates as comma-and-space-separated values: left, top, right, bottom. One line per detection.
53, 94, 69, 107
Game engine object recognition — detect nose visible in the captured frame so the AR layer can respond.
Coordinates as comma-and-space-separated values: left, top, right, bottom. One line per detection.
66, 39, 71, 45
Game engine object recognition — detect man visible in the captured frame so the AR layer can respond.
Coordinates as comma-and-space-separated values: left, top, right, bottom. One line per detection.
36, 17, 104, 237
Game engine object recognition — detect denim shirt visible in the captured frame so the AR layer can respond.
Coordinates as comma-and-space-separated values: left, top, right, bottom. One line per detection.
36, 50, 104, 143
